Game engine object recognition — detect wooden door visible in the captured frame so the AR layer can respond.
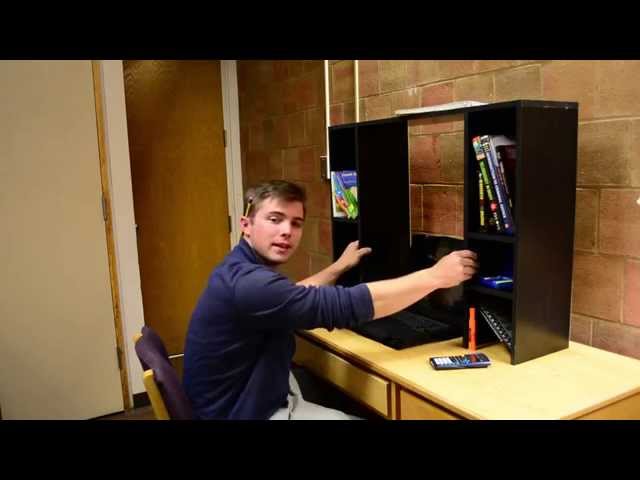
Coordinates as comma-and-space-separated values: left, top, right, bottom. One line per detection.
0, 60, 124, 419
123, 60, 230, 356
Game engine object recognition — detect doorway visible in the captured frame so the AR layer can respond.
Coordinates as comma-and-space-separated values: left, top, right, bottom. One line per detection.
123, 60, 231, 361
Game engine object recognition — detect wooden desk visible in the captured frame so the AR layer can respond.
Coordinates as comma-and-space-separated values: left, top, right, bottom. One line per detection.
293, 329, 640, 419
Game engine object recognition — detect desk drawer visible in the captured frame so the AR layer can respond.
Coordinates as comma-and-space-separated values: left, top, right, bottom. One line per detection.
294, 335, 390, 417
577, 392, 640, 419
399, 389, 460, 420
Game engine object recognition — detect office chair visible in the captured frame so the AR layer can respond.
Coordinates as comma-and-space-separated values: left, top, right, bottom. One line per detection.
133, 326, 194, 420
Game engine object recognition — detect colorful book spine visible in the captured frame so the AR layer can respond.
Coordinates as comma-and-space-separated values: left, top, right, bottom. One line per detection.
478, 170, 486, 231
489, 135, 515, 227
331, 172, 349, 217
488, 136, 515, 229
339, 171, 358, 219
495, 145, 514, 211
472, 136, 502, 232
480, 135, 512, 234
333, 171, 358, 219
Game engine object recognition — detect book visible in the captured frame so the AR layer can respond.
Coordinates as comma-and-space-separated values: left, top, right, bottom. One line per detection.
331, 170, 359, 219
478, 170, 486, 231
492, 135, 517, 212
330, 172, 347, 218
480, 135, 514, 234
477, 171, 497, 232
487, 135, 516, 232
471, 136, 503, 232
338, 170, 358, 219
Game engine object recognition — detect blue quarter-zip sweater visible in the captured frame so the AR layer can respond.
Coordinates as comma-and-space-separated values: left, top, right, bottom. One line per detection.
183, 237, 374, 420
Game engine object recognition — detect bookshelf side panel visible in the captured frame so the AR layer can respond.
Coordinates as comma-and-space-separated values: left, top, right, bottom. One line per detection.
512, 105, 578, 364
357, 119, 410, 282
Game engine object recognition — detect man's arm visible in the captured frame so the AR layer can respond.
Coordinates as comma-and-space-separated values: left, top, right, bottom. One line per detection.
297, 240, 371, 287
234, 247, 476, 332
233, 265, 374, 331
296, 262, 342, 287
366, 250, 478, 319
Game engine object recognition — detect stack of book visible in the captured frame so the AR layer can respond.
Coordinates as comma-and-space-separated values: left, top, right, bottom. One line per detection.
331, 170, 359, 219
471, 135, 516, 234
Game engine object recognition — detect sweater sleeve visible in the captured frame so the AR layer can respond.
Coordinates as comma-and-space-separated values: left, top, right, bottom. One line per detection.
232, 266, 374, 331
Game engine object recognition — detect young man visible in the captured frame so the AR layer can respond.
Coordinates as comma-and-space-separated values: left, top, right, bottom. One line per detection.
183, 180, 477, 420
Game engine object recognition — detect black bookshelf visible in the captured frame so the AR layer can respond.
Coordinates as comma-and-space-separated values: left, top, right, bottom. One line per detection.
462, 101, 578, 364
329, 117, 410, 285
328, 100, 578, 365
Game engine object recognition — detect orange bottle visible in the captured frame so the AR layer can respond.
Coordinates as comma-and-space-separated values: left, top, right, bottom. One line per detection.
468, 307, 476, 352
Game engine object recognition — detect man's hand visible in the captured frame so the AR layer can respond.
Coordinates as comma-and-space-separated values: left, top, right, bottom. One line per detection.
430, 250, 478, 288
296, 240, 372, 287
335, 240, 372, 273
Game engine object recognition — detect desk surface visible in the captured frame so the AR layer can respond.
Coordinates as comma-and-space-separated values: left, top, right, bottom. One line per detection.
298, 328, 640, 419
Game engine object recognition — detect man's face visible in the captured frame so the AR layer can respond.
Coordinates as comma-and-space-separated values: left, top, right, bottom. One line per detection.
241, 196, 304, 265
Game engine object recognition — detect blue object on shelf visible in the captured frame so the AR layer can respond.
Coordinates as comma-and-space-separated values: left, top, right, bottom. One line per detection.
478, 275, 513, 291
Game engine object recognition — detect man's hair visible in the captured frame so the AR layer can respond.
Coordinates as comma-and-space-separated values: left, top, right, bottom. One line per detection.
244, 180, 307, 218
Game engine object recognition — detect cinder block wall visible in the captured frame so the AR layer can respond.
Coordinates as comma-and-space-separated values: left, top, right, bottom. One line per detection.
238, 60, 640, 359
237, 61, 331, 281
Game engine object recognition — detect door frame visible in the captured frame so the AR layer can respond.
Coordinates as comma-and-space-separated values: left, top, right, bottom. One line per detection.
96, 60, 244, 407
92, 60, 131, 410
221, 61, 244, 245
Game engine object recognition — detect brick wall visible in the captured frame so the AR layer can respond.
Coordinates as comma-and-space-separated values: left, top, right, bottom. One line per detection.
237, 60, 331, 281
238, 60, 640, 359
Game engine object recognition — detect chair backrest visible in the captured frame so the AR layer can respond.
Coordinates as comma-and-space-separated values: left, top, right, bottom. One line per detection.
134, 326, 194, 420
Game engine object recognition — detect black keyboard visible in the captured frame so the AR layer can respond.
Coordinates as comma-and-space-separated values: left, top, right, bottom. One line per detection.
353, 309, 461, 350
393, 310, 451, 335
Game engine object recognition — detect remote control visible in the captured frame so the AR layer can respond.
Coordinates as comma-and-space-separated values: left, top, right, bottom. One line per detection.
429, 353, 491, 370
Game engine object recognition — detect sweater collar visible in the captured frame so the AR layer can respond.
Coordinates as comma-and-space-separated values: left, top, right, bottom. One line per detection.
234, 236, 269, 266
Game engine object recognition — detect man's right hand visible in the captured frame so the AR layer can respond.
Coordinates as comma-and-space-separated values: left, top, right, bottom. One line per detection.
430, 250, 478, 288
335, 240, 372, 273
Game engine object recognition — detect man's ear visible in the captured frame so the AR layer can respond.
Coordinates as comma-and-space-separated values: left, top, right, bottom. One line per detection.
240, 215, 251, 236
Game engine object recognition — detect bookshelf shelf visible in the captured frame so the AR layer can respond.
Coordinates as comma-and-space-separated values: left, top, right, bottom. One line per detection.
468, 284, 513, 300
332, 217, 358, 223
467, 232, 515, 244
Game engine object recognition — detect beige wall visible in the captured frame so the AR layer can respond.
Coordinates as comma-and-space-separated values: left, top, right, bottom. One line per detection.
0, 60, 124, 418
239, 60, 640, 361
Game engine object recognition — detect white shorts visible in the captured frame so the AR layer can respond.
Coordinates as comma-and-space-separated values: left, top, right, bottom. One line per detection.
269, 372, 361, 420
